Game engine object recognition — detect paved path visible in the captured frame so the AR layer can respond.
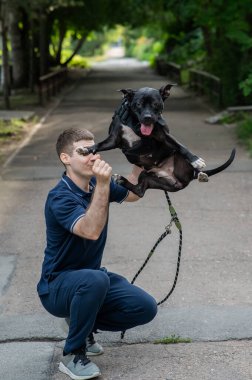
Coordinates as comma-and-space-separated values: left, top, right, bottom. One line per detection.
0, 59, 251, 379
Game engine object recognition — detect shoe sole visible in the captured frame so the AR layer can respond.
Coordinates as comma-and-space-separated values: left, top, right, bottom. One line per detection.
86, 350, 104, 357
59, 362, 101, 380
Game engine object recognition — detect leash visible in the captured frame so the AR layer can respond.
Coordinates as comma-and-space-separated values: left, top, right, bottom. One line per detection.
121, 191, 182, 339
114, 99, 183, 337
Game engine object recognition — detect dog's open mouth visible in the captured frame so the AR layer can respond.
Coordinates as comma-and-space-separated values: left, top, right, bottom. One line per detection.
140, 123, 154, 136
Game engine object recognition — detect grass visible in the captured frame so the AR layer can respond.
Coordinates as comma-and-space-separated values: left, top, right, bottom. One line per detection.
0, 117, 37, 164
0, 88, 39, 109
220, 112, 244, 125
154, 335, 192, 344
0, 119, 26, 140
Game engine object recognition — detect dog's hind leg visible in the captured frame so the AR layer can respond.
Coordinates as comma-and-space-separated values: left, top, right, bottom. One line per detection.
112, 172, 151, 197
112, 174, 144, 197
113, 171, 183, 197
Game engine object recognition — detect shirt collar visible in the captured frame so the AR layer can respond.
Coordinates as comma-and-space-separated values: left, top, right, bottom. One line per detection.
61, 172, 95, 197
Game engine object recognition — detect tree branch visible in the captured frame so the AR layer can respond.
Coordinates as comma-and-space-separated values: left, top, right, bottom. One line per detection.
55, 21, 66, 65
61, 34, 87, 66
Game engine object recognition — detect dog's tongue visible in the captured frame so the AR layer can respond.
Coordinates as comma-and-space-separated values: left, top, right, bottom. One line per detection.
140, 123, 154, 136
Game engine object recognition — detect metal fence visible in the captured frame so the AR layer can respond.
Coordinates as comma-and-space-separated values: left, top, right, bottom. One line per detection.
189, 68, 222, 107
155, 60, 181, 84
38, 68, 68, 105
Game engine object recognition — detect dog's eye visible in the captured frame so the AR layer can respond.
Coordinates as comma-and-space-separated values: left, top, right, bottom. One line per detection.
136, 101, 142, 108
153, 102, 160, 109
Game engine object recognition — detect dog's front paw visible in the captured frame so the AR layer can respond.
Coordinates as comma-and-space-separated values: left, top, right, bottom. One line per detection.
191, 157, 206, 170
76, 146, 97, 156
76, 147, 90, 156
112, 174, 125, 185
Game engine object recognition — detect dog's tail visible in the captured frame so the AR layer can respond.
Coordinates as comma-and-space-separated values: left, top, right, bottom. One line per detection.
194, 148, 236, 179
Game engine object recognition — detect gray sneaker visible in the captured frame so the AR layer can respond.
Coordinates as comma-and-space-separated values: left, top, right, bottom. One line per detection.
86, 333, 104, 356
61, 319, 104, 357
59, 349, 101, 379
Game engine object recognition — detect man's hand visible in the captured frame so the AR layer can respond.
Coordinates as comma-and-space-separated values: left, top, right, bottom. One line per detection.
92, 159, 112, 185
73, 158, 112, 240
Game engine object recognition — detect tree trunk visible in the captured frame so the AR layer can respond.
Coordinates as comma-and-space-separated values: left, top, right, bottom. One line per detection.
9, 6, 26, 87
202, 26, 213, 58
1, 0, 11, 109
39, 9, 48, 76
28, 15, 35, 92
61, 34, 87, 66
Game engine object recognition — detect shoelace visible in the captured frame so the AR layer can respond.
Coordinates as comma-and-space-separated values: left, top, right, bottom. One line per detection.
73, 348, 90, 366
87, 333, 95, 346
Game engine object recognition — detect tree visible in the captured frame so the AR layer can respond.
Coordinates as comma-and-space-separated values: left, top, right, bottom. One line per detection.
8, 4, 29, 87
6, 0, 133, 88
0, 0, 11, 108
49, 0, 113, 67
150, 0, 252, 105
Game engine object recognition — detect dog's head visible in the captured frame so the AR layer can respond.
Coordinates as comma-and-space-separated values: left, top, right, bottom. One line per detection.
119, 84, 175, 136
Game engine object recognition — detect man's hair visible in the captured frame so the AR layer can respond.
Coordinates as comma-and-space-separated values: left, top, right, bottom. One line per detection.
56, 128, 94, 158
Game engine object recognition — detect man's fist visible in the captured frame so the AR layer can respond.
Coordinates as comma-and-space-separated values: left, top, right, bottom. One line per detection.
92, 159, 112, 184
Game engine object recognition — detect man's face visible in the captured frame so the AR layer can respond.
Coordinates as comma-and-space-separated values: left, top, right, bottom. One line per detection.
61, 139, 101, 178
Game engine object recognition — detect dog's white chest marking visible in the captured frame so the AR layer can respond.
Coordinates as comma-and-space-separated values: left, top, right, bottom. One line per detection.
121, 125, 141, 148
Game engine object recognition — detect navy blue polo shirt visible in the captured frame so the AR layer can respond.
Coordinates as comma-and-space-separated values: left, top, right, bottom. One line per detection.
37, 173, 129, 296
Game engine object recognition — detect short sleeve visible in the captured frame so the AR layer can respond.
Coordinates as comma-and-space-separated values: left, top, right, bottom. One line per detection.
109, 178, 129, 203
49, 193, 86, 233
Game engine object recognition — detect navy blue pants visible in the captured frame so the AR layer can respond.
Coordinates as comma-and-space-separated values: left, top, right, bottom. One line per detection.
40, 268, 157, 354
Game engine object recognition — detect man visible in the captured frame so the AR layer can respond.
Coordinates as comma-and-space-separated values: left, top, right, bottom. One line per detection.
37, 128, 157, 380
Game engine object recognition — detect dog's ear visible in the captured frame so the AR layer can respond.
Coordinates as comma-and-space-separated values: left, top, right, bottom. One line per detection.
118, 88, 135, 101
159, 83, 176, 100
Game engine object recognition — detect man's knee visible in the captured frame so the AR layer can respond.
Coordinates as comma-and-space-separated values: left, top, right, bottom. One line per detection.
77, 270, 110, 296
141, 295, 158, 323
129, 291, 157, 325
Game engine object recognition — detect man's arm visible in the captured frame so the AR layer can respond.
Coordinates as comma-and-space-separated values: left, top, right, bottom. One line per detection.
73, 159, 112, 240
125, 165, 143, 202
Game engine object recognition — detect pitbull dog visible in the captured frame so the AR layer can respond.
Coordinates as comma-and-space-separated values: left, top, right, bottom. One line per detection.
77, 84, 235, 197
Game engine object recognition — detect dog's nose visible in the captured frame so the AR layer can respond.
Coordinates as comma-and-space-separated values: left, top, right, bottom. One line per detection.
142, 114, 153, 125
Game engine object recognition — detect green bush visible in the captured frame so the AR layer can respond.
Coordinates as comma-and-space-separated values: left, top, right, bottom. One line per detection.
125, 27, 165, 63
239, 73, 252, 97
236, 115, 252, 156
67, 55, 90, 69
166, 29, 205, 66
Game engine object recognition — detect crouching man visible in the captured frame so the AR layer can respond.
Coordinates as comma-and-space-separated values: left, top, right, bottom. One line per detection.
37, 128, 157, 379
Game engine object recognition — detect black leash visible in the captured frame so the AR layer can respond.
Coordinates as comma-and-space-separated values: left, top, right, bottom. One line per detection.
121, 191, 182, 339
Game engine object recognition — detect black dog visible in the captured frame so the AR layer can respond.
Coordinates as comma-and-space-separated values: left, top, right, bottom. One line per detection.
77, 84, 235, 197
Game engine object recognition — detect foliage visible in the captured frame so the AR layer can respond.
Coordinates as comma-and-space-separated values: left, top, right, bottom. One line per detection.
67, 54, 89, 69
236, 115, 252, 156
239, 74, 252, 97
80, 31, 108, 57
218, 110, 252, 156
164, 29, 205, 67
3, 0, 252, 109
125, 27, 166, 64
154, 0, 252, 107
219, 112, 244, 125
